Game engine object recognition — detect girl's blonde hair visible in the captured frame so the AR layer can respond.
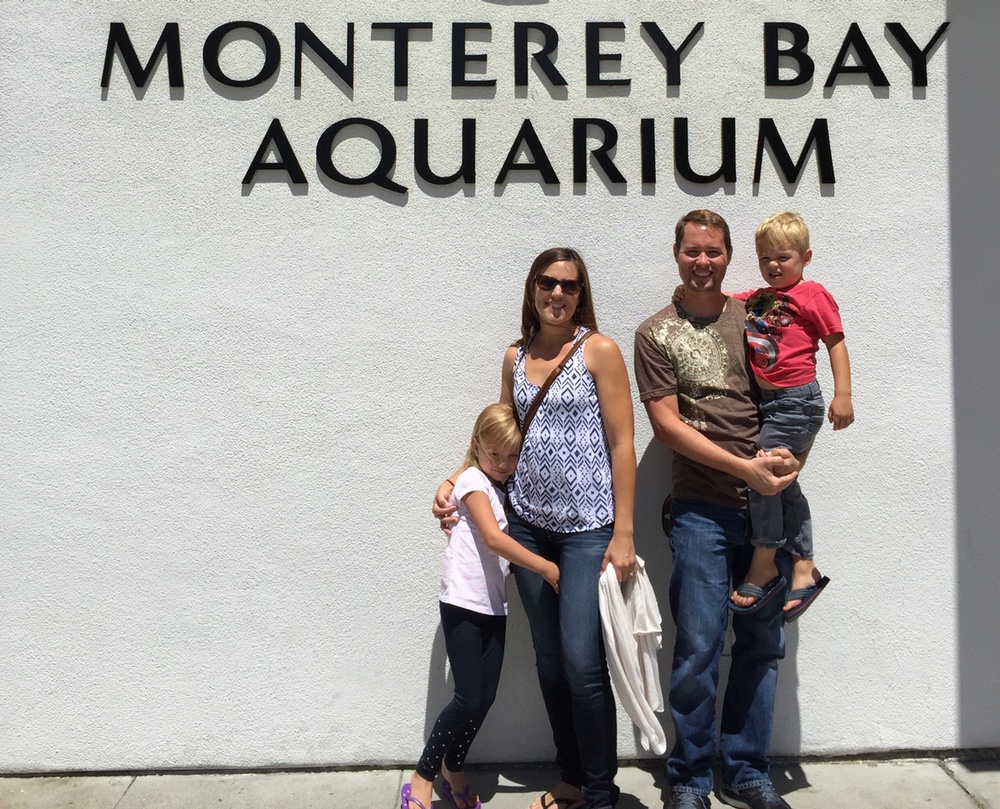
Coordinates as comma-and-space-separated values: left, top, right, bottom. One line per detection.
463, 403, 522, 470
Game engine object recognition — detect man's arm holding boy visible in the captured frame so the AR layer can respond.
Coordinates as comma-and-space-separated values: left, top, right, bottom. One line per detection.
634, 328, 800, 495
643, 394, 799, 496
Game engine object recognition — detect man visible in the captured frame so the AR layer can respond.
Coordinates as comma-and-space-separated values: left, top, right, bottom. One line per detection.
633, 210, 799, 809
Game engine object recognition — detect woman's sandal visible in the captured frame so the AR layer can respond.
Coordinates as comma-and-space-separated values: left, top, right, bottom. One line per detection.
442, 776, 482, 809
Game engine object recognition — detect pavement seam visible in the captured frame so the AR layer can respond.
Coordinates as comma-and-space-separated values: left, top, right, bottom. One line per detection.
110, 775, 137, 809
939, 759, 987, 809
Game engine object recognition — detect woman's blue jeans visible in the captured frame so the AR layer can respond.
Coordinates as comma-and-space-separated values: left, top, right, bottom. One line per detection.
507, 510, 619, 809
667, 499, 786, 797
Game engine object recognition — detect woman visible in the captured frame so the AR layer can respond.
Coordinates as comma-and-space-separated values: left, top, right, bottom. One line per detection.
433, 248, 637, 809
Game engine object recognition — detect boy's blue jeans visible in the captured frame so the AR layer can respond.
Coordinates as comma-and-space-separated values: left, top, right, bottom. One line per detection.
749, 380, 826, 558
507, 509, 619, 809
667, 499, 786, 797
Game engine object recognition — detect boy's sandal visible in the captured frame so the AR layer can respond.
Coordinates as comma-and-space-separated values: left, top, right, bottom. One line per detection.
784, 575, 831, 623
728, 575, 787, 614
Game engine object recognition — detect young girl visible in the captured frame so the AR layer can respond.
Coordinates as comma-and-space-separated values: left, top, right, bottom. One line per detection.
402, 403, 560, 809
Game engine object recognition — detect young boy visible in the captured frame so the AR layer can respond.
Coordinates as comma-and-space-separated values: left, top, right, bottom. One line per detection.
729, 211, 854, 620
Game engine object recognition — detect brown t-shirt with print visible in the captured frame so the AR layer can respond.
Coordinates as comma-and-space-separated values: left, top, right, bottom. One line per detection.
634, 297, 759, 509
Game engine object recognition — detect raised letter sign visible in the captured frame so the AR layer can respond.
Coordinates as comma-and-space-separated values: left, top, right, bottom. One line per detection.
243, 119, 307, 185
885, 22, 950, 87
753, 118, 835, 185
204, 22, 280, 88
586, 23, 630, 88
573, 119, 625, 185
101, 22, 183, 89
295, 23, 354, 89
316, 118, 407, 194
414, 119, 476, 184
640, 119, 656, 184
764, 23, 814, 87
496, 120, 559, 186
452, 23, 495, 88
824, 23, 889, 88
514, 23, 567, 88
674, 118, 737, 184
371, 23, 433, 88
641, 22, 703, 87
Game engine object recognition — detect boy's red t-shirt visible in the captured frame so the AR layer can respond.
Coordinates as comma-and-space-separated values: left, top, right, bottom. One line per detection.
733, 280, 844, 388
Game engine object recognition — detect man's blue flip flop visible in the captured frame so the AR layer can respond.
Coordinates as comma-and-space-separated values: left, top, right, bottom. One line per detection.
729, 575, 787, 614
783, 575, 831, 623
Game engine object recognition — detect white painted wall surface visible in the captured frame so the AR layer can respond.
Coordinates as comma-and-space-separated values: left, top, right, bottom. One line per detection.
1, 0, 995, 773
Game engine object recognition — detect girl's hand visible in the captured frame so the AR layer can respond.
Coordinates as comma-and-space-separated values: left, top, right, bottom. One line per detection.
432, 480, 458, 535
543, 562, 560, 594
828, 394, 854, 430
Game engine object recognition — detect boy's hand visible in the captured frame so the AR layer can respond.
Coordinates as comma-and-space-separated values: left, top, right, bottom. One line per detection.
828, 394, 854, 430
671, 284, 686, 304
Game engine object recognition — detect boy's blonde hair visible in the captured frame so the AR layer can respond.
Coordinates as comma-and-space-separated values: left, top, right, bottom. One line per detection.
755, 211, 810, 254
464, 403, 522, 470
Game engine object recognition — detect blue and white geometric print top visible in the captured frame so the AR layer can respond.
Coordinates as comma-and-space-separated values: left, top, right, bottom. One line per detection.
508, 328, 615, 532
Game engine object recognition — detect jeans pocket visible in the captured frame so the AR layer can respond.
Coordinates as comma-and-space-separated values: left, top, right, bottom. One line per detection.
802, 402, 826, 431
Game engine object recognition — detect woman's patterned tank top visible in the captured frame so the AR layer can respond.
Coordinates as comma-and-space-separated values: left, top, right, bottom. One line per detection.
508, 328, 615, 532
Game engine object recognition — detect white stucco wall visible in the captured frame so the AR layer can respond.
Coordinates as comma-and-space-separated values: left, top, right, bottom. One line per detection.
1, 0, 996, 773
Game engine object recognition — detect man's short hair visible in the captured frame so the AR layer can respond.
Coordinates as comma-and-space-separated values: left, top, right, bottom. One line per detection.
755, 211, 810, 254
674, 209, 732, 256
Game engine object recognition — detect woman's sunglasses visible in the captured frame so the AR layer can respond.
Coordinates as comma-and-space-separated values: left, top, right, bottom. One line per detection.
536, 275, 582, 295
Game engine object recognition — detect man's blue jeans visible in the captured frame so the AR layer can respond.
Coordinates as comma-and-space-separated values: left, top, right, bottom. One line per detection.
667, 499, 786, 797
507, 509, 619, 809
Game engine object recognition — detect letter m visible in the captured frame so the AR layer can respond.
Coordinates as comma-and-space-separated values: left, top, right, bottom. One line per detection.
753, 118, 835, 185
101, 22, 183, 89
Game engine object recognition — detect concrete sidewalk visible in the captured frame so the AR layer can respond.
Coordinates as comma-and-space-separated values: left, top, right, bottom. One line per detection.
3, 758, 999, 809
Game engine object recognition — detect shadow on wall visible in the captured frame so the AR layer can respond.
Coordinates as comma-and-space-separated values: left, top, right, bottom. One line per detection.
949, 0, 1000, 749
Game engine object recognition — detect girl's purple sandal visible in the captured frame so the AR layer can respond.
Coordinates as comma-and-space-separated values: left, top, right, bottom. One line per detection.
400, 783, 429, 809
442, 776, 482, 809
